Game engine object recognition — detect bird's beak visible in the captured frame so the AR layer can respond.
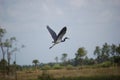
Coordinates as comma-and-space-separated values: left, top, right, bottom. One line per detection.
67, 37, 70, 39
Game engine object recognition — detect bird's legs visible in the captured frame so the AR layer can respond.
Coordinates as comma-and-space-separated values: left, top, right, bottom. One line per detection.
49, 43, 56, 49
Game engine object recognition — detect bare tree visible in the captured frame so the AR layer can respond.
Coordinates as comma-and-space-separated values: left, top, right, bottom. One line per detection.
61, 53, 67, 66
55, 56, 58, 63
0, 27, 6, 60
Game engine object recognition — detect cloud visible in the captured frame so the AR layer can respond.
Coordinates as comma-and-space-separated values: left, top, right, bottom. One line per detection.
69, 0, 87, 8
41, 0, 64, 16
100, 11, 113, 22
56, 8, 64, 16
68, 0, 120, 25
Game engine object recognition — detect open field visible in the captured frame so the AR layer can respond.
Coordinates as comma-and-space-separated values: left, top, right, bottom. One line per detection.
0, 67, 120, 80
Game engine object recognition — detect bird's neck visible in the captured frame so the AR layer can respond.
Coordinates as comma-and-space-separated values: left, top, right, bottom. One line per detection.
61, 38, 67, 42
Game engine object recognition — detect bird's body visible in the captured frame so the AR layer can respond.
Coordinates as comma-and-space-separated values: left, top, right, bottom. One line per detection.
47, 26, 68, 49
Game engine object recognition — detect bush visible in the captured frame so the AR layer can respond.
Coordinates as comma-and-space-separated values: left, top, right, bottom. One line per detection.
66, 65, 74, 70
114, 56, 120, 64
41, 65, 51, 70
53, 64, 62, 69
98, 61, 112, 68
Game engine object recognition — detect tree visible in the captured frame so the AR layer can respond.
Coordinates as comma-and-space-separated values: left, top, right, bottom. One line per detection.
4, 37, 17, 75
0, 27, 24, 76
110, 44, 117, 65
94, 43, 111, 63
61, 53, 67, 66
0, 27, 6, 76
116, 44, 120, 56
0, 59, 7, 70
115, 44, 120, 64
110, 44, 117, 56
55, 56, 58, 64
83, 56, 89, 65
94, 46, 101, 63
0, 27, 6, 60
75, 47, 87, 66
32, 59, 39, 71
101, 43, 110, 62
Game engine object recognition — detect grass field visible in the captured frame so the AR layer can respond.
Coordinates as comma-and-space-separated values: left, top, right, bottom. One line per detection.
0, 67, 120, 80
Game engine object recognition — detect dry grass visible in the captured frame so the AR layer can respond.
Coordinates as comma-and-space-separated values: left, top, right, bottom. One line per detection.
0, 67, 120, 80
48, 67, 120, 78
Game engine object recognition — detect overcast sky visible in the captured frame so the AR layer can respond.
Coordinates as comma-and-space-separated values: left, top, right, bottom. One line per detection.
0, 0, 120, 65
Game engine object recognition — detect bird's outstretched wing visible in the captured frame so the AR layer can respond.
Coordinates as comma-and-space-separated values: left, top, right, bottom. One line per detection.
47, 25, 57, 41
57, 27, 67, 41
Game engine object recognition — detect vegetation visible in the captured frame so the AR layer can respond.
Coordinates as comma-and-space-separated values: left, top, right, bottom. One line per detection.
75, 47, 87, 66
0, 67, 119, 80
55, 56, 58, 63
61, 53, 67, 66
52, 64, 62, 69
0, 27, 24, 77
32, 59, 39, 71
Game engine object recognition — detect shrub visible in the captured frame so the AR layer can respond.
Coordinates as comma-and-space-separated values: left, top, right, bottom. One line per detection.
53, 64, 62, 69
38, 70, 54, 80
42, 65, 51, 70
66, 65, 74, 70
99, 61, 112, 68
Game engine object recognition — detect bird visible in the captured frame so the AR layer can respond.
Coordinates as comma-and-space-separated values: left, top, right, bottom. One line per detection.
47, 25, 69, 49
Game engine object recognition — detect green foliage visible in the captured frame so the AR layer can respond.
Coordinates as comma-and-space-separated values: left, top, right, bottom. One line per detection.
0, 27, 6, 38
75, 47, 87, 66
94, 61, 112, 68
53, 64, 62, 69
94, 43, 111, 63
116, 44, 120, 56
32, 59, 39, 66
55, 56, 58, 63
100, 61, 112, 67
66, 64, 74, 70
0, 59, 7, 70
61, 53, 68, 66
42, 65, 51, 70
77, 47, 87, 58
94, 43, 120, 64
113, 56, 120, 65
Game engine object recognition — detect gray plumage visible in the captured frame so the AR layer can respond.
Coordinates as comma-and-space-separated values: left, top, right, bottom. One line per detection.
47, 25, 69, 49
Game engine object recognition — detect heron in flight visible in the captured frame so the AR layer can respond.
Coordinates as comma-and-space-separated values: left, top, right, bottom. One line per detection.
47, 25, 69, 49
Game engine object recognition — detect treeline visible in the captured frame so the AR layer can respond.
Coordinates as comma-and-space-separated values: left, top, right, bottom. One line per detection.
46, 43, 120, 67
56, 43, 120, 68
71, 43, 120, 66
12, 43, 120, 71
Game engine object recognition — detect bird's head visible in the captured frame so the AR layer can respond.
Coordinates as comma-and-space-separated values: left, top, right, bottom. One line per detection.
64, 37, 69, 40
61, 37, 69, 42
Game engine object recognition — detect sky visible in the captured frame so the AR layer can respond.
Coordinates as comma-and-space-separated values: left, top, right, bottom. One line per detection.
0, 0, 120, 65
